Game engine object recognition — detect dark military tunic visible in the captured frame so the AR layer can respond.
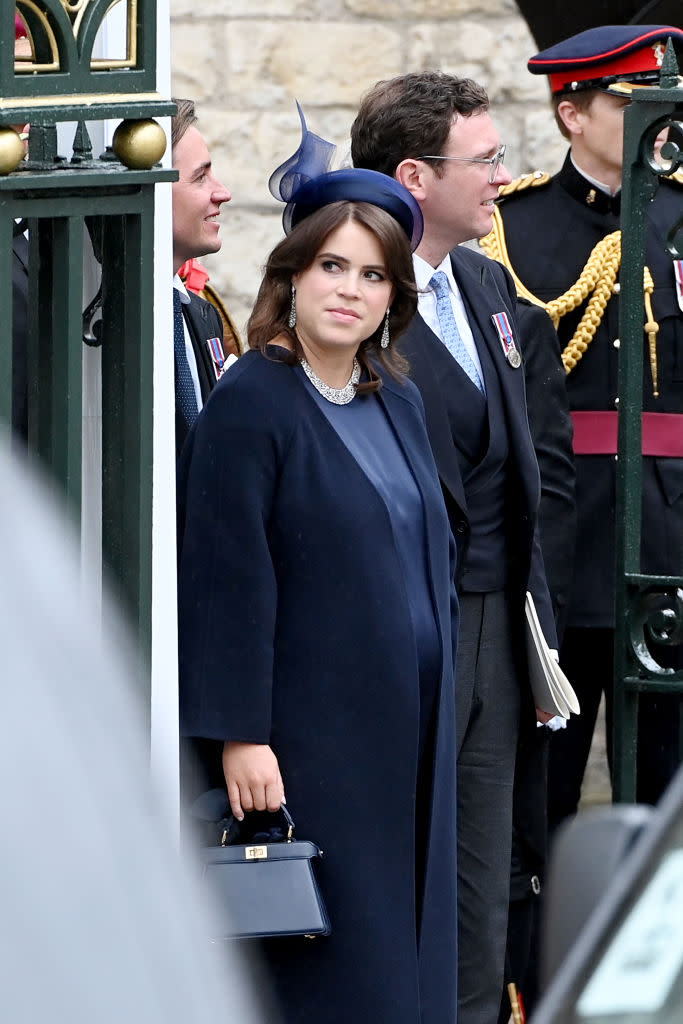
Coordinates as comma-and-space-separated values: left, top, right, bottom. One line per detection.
494, 153, 683, 815
497, 153, 683, 629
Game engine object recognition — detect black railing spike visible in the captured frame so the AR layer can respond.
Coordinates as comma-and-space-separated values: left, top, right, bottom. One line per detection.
72, 120, 93, 163
659, 37, 680, 89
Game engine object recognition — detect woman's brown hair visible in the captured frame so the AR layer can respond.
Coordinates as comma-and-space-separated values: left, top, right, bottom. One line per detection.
246, 201, 418, 392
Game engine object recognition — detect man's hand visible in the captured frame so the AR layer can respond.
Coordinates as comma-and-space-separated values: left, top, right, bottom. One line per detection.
222, 741, 285, 821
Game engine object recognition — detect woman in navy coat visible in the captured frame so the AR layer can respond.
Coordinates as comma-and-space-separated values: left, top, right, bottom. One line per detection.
177, 129, 459, 1023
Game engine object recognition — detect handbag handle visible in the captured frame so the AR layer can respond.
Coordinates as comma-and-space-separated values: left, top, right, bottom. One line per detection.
222, 804, 294, 847
188, 789, 295, 847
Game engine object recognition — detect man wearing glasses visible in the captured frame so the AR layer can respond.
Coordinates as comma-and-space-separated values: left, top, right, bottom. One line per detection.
351, 73, 559, 1024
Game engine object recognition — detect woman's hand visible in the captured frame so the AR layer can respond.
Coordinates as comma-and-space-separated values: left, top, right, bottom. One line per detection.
222, 741, 285, 821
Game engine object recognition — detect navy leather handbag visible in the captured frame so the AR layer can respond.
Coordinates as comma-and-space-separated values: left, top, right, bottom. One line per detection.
192, 792, 331, 941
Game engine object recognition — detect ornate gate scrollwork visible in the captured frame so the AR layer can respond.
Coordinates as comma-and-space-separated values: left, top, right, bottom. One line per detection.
16, 0, 138, 73
627, 586, 683, 675
15, 0, 141, 74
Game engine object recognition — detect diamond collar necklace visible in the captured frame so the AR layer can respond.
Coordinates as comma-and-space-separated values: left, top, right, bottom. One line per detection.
300, 356, 361, 405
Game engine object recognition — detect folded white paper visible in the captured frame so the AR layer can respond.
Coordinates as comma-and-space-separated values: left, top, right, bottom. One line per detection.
525, 592, 580, 719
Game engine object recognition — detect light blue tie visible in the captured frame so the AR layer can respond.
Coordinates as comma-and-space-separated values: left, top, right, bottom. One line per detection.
173, 289, 199, 428
429, 271, 485, 394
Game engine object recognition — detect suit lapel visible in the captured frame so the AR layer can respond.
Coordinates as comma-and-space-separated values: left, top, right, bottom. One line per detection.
13, 233, 29, 274
451, 248, 509, 379
399, 316, 468, 514
450, 249, 532, 452
183, 296, 217, 402
451, 249, 541, 559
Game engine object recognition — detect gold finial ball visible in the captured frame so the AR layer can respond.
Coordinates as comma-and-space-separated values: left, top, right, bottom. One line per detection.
112, 118, 167, 170
0, 127, 26, 175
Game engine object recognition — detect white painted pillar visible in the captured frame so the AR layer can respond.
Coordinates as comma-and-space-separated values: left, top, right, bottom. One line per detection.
150, 0, 181, 830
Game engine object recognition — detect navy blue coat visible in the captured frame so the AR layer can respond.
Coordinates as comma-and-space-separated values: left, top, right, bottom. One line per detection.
177, 349, 459, 1024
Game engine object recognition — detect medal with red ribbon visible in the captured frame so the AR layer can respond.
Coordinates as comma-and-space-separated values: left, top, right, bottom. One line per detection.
206, 336, 228, 380
674, 260, 683, 313
491, 311, 522, 368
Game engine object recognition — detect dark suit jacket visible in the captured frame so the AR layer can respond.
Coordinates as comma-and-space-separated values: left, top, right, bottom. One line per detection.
516, 299, 576, 641
12, 230, 29, 442
508, 300, 576, 906
175, 290, 224, 459
399, 245, 557, 651
400, 250, 561, 948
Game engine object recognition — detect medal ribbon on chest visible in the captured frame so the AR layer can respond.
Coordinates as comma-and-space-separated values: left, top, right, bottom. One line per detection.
674, 260, 683, 313
491, 311, 522, 368
206, 336, 228, 380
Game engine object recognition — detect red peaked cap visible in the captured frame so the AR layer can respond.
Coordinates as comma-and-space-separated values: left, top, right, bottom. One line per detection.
527, 24, 683, 95
15, 13, 28, 39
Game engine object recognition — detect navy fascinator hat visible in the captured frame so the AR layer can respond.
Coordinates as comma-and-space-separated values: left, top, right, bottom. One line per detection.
269, 103, 423, 252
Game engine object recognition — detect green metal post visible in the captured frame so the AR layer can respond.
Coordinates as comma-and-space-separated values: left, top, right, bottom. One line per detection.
28, 216, 84, 518
101, 205, 155, 695
613, 40, 683, 800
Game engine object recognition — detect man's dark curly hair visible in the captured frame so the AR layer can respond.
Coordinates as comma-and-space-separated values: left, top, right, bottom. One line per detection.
351, 71, 489, 179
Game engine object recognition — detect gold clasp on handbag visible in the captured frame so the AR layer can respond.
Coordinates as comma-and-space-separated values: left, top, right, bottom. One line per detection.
245, 845, 268, 860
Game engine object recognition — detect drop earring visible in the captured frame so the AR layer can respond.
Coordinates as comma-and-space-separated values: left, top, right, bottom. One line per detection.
288, 284, 297, 328
380, 308, 390, 349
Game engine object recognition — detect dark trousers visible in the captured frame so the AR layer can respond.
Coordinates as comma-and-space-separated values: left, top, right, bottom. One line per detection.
548, 626, 680, 832
457, 592, 521, 1024
498, 720, 549, 1023
498, 890, 543, 1024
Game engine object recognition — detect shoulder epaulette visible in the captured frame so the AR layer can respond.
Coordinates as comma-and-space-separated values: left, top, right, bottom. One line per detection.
497, 170, 551, 199
668, 168, 683, 186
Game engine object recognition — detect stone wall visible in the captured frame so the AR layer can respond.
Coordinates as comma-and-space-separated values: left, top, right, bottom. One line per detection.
170, 0, 568, 339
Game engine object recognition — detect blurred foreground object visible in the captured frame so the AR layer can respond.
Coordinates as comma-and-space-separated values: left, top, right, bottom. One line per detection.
0, 437, 269, 1024
532, 765, 683, 1022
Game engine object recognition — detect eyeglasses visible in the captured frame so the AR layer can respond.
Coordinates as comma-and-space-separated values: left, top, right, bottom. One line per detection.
416, 145, 507, 184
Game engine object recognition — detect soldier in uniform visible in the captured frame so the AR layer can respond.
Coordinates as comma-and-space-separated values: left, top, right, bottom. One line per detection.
481, 24, 683, 830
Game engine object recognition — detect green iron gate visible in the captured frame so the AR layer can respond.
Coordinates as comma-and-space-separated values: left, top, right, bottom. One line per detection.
614, 40, 683, 801
0, 2, 175, 689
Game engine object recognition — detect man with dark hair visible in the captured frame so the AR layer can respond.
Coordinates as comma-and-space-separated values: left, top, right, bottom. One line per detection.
483, 25, 683, 830
171, 98, 231, 458
351, 72, 560, 1024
